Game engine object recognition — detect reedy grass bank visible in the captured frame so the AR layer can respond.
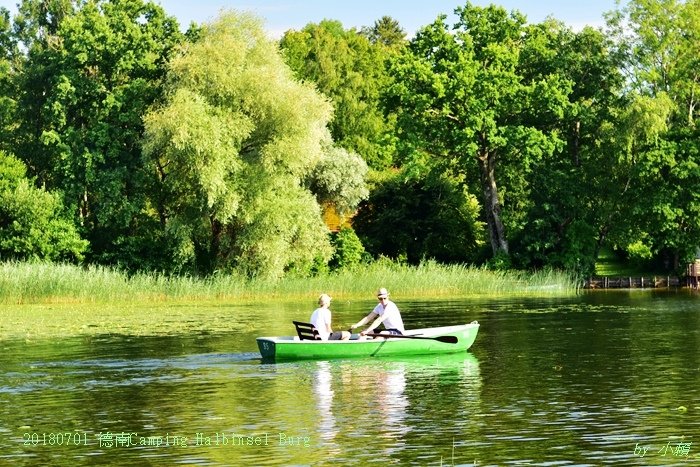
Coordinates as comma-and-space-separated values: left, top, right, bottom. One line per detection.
0, 260, 579, 305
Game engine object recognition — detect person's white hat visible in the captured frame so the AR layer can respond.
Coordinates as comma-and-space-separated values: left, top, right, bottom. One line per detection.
376, 288, 389, 298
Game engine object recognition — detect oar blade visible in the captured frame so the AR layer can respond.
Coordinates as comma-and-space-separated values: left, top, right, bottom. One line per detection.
436, 335, 459, 344
365, 333, 459, 344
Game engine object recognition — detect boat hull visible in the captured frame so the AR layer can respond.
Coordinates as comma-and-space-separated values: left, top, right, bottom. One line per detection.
257, 322, 479, 361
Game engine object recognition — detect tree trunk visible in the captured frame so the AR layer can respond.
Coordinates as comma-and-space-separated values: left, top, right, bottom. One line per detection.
478, 147, 509, 256
572, 120, 581, 167
673, 251, 680, 272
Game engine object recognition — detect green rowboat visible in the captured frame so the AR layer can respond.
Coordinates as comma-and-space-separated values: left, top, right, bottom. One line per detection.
257, 322, 479, 361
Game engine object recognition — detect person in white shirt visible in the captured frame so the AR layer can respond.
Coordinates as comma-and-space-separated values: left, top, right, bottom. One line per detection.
310, 293, 350, 341
350, 288, 405, 337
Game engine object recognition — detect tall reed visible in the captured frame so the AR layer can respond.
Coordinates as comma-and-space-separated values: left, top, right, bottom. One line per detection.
0, 260, 579, 304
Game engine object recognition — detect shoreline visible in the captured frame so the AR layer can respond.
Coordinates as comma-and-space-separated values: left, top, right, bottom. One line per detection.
0, 261, 579, 305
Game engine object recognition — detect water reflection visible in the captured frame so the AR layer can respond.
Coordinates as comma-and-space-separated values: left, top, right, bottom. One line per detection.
3, 292, 698, 465
377, 363, 409, 442
313, 361, 337, 446
303, 353, 481, 463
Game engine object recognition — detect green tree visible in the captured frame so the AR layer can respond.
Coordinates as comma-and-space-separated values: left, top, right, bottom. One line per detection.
280, 20, 397, 170
12, 0, 183, 268
0, 150, 25, 191
12, 0, 74, 46
307, 144, 369, 217
143, 11, 340, 278
353, 170, 484, 264
606, 0, 700, 270
361, 16, 406, 50
329, 227, 366, 271
0, 7, 17, 150
387, 3, 569, 260
509, 20, 628, 274
0, 151, 87, 261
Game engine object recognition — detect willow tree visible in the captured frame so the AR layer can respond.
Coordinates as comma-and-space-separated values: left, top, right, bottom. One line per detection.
143, 12, 337, 278
387, 3, 569, 261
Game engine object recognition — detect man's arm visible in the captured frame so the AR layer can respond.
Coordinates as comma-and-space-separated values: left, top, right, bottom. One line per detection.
362, 314, 386, 334
351, 312, 377, 330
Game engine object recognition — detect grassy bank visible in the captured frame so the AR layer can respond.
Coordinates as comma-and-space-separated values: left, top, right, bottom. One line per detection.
0, 260, 579, 305
594, 247, 668, 277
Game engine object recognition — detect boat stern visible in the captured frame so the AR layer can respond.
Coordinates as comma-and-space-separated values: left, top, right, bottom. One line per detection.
256, 337, 277, 359
460, 321, 479, 350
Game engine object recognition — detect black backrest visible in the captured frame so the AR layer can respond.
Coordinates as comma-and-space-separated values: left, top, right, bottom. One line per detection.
292, 321, 321, 341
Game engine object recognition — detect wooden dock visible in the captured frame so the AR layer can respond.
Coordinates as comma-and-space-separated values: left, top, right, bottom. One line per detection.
585, 260, 700, 289
688, 260, 700, 289
584, 276, 682, 289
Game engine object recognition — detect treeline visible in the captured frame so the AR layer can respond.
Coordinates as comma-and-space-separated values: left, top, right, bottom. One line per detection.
0, 0, 698, 278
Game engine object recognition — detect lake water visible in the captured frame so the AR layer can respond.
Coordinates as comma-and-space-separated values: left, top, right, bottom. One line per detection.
1, 290, 698, 465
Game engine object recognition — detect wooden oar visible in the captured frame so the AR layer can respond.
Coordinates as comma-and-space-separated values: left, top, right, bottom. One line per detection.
365, 333, 458, 344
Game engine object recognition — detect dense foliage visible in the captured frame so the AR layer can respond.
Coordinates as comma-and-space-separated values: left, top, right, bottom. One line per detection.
11, 0, 184, 269
386, 6, 569, 260
0, 0, 698, 277
142, 12, 352, 278
353, 170, 484, 264
0, 152, 87, 261
280, 19, 399, 170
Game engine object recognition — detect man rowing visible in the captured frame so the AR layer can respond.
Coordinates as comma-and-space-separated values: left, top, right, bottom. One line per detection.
350, 287, 405, 337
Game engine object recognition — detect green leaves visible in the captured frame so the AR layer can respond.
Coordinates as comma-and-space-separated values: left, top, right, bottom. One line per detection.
602, 0, 700, 269
388, 3, 569, 258
144, 87, 248, 222
354, 170, 484, 264
143, 11, 341, 278
14, 0, 183, 266
0, 152, 87, 261
1, 0, 698, 277
280, 19, 397, 169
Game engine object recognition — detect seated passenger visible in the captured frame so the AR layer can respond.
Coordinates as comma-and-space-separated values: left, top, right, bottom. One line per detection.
310, 293, 350, 340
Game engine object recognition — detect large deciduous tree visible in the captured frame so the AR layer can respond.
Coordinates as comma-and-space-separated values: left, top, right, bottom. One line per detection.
12, 0, 183, 267
280, 20, 397, 170
143, 11, 344, 278
511, 20, 626, 274
387, 3, 569, 261
606, 0, 700, 270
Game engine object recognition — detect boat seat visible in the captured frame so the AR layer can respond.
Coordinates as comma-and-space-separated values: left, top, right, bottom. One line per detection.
292, 321, 321, 341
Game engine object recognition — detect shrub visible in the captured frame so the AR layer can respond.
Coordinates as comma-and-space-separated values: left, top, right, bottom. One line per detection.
329, 227, 366, 270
